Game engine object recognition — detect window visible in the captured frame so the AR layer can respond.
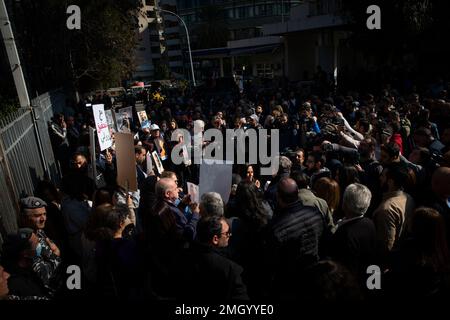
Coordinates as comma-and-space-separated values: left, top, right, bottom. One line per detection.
179, 0, 193, 9
266, 4, 274, 16
247, 6, 254, 17
237, 7, 246, 19
256, 63, 274, 78
227, 8, 234, 19
256, 4, 266, 16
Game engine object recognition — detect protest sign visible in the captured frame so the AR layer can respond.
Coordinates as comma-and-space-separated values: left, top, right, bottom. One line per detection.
105, 109, 116, 132
154, 137, 167, 161
199, 160, 233, 203
152, 150, 164, 174
146, 151, 153, 175
137, 110, 148, 124
115, 132, 138, 192
115, 107, 133, 133
92, 104, 113, 151
187, 182, 199, 204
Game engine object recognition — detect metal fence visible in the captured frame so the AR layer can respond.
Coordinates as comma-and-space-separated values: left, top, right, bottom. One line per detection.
0, 90, 64, 246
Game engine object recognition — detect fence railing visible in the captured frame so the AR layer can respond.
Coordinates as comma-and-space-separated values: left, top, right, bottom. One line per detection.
0, 90, 64, 246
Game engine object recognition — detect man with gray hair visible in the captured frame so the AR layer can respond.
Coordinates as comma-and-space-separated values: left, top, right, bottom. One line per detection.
329, 183, 377, 279
199, 192, 224, 217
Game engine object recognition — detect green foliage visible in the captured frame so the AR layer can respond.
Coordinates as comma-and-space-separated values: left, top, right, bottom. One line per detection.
0, 96, 19, 121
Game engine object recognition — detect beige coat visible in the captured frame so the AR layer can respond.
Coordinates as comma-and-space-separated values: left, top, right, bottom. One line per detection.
373, 190, 416, 253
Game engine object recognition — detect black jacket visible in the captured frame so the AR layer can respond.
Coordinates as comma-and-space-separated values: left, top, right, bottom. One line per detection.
268, 200, 325, 265
329, 216, 377, 278
178, 242, 249, 301
266, 200, 325, 298
5, 265, 48, 298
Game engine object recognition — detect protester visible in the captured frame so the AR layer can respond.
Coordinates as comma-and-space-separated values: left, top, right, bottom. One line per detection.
23, 69, 450, 302
178, 216, 249, 300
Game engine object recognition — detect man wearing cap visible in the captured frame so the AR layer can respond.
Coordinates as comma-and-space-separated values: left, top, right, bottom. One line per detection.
247, 114, 262, 130
1, 228, 50, 298
19, 197, 61, 291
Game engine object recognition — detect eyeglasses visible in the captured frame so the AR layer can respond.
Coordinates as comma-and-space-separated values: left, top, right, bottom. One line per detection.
220, 231, 232, 238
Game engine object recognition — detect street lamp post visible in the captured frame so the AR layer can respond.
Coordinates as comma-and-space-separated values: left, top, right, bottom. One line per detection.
157, 8, 196, 87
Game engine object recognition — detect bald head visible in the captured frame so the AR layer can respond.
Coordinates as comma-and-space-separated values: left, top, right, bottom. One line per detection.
432, 167, 450, 199
277, 177, 299, 206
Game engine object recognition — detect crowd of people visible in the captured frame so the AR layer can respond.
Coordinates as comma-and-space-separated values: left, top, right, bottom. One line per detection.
1, 75, 450, 302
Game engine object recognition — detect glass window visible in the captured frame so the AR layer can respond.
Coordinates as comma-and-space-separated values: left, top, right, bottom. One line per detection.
237, 7, 246, 19
266, 4, 274, 16
257, 4, 266, 16
247, 6, 254, 17
227, 8, 234, 19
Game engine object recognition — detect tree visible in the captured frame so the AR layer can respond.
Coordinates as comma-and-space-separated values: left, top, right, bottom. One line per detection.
9, 0, 142, 95
191, 5, 229, 49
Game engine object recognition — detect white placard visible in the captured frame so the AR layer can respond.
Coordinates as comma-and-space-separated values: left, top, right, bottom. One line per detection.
187, 182, 199, 204
92, 104, 113, 151
199, 160, 233, 204
137, 110, 148, 124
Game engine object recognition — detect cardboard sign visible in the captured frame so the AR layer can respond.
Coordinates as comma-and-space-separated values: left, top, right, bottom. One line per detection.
137, 110, 148, 124
115, 132, 138, 192
187, 182, 199, 204
115, 107, 133, 133
92, 104, 113, 151
152, 150, 164, 174
199, 160, 233, 204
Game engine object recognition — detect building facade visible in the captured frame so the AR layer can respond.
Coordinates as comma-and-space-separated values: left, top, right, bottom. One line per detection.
263, 0, 354, 84
133, 0, 184, 81
177, 0, 303, 80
